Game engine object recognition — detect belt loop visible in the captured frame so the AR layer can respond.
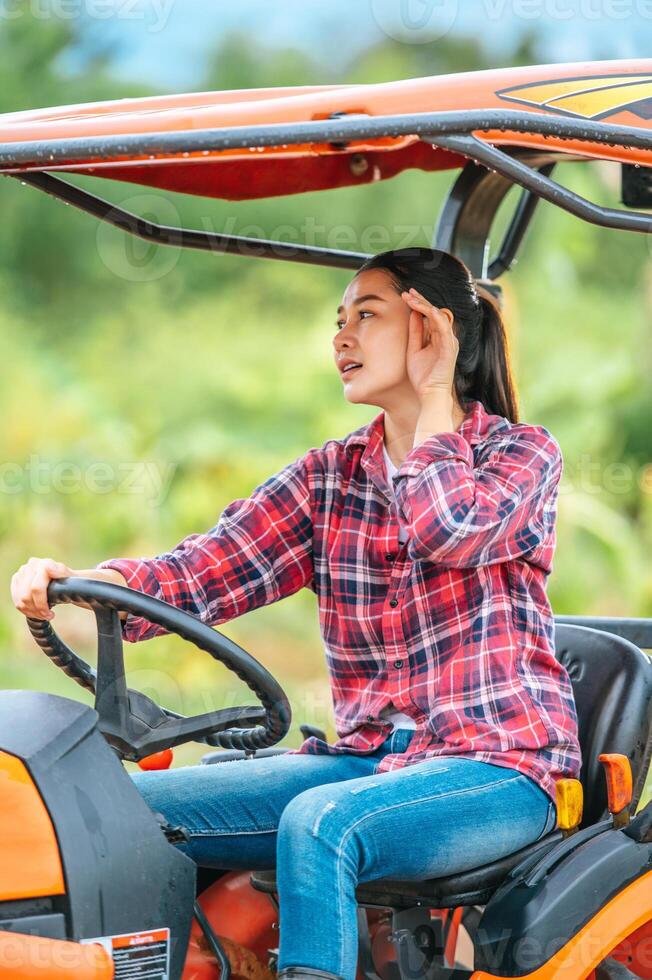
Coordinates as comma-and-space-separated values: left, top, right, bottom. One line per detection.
395, 728, 413, 754
390, 727, 404, 754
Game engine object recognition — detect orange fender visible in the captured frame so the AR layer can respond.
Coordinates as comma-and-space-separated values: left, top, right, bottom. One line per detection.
0, 931, 113, 980
471, 870, 652, 980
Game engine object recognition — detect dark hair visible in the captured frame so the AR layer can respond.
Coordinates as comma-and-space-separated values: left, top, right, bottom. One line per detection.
355, 246, 519, 423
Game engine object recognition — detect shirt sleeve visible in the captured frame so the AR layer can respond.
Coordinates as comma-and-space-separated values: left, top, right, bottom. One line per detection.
96, 453, 315, 642
392, 425, 562, 569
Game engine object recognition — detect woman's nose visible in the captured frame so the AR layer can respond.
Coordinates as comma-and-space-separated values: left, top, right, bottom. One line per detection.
333, 323, 353, 350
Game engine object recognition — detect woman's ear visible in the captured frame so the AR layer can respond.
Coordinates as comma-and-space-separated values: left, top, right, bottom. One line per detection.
439, 307, 455, 330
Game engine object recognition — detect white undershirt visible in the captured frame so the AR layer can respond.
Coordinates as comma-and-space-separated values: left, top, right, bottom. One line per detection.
382, 443, 408, 544
378, 442, 416, 731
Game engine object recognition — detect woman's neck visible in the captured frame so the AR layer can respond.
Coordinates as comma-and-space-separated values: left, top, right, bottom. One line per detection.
383, 395, 467, 468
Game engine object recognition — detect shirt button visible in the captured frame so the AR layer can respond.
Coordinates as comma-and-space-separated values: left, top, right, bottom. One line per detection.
393, 659, 404, 669
385, 553, 396, 562
389, 598, 398, 607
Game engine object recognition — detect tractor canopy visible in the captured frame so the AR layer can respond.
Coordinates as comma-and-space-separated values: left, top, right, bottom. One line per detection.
0, 58, 650, 282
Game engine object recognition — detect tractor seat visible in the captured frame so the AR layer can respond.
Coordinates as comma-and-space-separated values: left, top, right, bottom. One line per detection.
250, 625, 652, 910
250, 828, 565, 909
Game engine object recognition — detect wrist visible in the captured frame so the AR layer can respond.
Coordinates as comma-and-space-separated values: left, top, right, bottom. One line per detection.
413, 389, 455, 450
77, 567, 129, 587
417, 386, 454, 410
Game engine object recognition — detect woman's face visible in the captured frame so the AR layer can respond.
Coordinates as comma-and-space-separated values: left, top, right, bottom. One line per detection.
333, 268, 415, 408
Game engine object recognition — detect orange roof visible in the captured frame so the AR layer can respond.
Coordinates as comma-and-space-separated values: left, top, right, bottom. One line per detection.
0, 59, 650, 200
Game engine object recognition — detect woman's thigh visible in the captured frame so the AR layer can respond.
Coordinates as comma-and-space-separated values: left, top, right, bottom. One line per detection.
129, 749, 382, 868
278, 757, 556, 883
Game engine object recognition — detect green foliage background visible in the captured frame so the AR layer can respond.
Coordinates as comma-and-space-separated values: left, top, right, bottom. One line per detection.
1, 15, 650, 801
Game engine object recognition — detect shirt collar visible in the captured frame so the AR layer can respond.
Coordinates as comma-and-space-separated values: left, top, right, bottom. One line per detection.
343, 398, 506, 456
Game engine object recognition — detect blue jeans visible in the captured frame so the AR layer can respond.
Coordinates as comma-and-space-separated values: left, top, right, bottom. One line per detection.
130, 729, 556, 979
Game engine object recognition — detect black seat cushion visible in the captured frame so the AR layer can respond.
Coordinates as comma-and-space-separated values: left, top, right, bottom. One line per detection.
250, 830, 564, 909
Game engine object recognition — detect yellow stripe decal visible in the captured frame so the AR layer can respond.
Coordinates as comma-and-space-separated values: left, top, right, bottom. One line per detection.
497, 74, 652, 120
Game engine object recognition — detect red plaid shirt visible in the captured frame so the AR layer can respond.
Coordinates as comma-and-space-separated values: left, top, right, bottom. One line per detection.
98, 398, 581, 805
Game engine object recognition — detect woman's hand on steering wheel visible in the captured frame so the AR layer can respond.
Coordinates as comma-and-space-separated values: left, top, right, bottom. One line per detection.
11, 557, 129, 622
11, 572, 292, 760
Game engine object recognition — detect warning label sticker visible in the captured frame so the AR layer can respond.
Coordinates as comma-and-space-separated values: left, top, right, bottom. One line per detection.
81, 926, 170, 979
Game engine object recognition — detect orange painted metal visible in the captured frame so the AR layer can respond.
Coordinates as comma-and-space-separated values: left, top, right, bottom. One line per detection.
182, 933, 274, 980
182, 870, 278, 978
470, 869, 652, 980
0, 60, 649, 199
0, 932, 113, 979
607, 918, 652, 979
137, 748, 174, 771
0, 751, 65, 901
445, 907, 465, 966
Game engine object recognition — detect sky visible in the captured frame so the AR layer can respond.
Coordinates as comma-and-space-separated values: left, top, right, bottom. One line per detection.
76, 0, 652, 89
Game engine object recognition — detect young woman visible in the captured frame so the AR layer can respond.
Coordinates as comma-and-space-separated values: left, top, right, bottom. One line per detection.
12, 247, 581, 980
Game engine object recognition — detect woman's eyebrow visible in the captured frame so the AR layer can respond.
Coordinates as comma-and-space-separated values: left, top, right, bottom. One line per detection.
336, 294, 387, 314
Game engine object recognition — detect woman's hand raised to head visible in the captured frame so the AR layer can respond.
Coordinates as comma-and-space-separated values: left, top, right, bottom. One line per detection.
402, 287, 459, 401
11, 558, 129, 621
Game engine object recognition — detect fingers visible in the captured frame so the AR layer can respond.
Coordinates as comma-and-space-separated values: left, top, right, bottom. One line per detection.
402, 288, 458, 352
11, 557, 73, 621
402, 290, 430, 353
405, 308, 425, 355
402, 288, 442, 332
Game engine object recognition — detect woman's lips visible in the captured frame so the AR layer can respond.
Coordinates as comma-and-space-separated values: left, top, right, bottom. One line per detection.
341, 364, 362, 380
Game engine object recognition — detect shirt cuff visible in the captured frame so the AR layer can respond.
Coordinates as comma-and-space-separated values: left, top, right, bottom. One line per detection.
95, 558, 163, 642
396, 432, 474, 477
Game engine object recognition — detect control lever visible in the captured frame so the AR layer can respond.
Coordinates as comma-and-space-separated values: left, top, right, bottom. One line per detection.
598, 753, 632, 829
555, 778, 584, 836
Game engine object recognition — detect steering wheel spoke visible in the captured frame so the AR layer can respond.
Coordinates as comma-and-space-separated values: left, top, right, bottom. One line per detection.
127, 706, 268, 759
94, 606, 130, 733
24, 577, 292, 760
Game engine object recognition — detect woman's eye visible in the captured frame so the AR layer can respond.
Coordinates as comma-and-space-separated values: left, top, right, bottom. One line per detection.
335, 310, 374, 330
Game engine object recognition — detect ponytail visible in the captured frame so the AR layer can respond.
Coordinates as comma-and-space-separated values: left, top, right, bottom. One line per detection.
465, 287, 519, 423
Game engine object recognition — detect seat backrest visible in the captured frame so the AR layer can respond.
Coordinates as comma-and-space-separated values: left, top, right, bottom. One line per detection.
555, 624, 652, 827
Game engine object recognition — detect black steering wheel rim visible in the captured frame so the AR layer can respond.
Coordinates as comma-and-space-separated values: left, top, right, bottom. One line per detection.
25, 576, 291, 760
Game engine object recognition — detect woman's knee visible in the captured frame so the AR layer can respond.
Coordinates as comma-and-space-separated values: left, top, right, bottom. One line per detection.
278, 784, 333, 839
277, 783, 363, 860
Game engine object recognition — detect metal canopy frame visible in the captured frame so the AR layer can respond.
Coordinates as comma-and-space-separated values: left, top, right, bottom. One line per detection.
3, 108, 651, 284
434, 151, 559, 279
14, 171, 370, 270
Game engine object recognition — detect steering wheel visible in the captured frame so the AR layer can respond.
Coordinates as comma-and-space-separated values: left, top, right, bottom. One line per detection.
25, 576, 291, 762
